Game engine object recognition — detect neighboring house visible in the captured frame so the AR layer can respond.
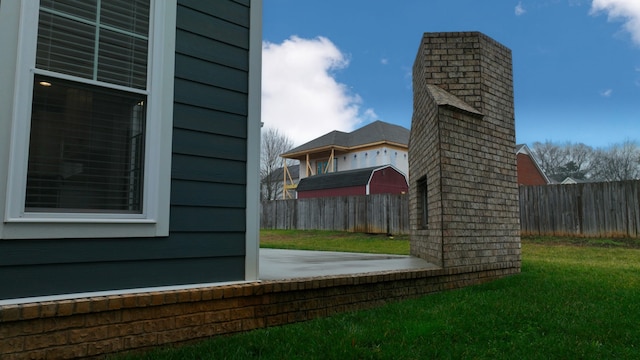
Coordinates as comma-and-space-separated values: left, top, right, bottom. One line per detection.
296, 165, 408, 199
0, 1, 262, 302
280, 120, 410, 198
516, 144, 551, 185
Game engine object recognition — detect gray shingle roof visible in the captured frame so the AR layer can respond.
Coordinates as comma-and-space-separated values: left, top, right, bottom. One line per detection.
296, 166, 383, 191
282, 120, 409, 156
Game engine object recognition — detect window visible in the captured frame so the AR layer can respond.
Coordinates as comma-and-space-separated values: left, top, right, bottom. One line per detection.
417, 176, 428, 229
28, 75, 146, 213
316, 161, 325, 175
1, 0, 176, 238
316, 159, 337, 174
31, 0, 149, 212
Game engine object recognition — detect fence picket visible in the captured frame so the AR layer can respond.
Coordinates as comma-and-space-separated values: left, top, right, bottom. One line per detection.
518, 180, 640, 238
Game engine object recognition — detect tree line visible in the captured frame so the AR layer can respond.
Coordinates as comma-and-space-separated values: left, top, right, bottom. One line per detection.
531, 140, 640, 182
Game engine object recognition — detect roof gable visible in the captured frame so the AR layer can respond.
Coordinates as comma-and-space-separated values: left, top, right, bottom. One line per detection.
516, 143, 530, 155
515, 143, 551, 184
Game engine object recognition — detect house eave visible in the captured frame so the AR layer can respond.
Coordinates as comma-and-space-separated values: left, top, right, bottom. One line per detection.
281, 141, 408, 160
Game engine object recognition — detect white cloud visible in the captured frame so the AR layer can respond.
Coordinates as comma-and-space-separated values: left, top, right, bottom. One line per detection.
402, 66, 413, 90
600, 88, 614, 97
262, 36, 376, 146
381, 58, 389, 65
591, 0, 640, 45
515, 2, 527, 16
363, 108, 378, 119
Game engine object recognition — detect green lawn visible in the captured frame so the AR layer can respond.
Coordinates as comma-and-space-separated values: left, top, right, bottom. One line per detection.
116, 232, 640, 360
260, 229, 410, 255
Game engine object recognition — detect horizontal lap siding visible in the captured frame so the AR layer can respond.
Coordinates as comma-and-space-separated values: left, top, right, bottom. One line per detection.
0, 0, 251, 300
0, 257, 246, 299
170, 0, 251, 280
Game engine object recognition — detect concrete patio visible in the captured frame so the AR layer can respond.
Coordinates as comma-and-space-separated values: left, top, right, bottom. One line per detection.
260, 248, 439, 280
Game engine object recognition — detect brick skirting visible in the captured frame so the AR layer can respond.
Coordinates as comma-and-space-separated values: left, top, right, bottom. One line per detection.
1, 262, 519, 359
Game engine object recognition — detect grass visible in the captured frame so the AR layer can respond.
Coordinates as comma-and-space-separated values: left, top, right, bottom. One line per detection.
115, 232, 640, 360
523, 235, 640, 249
261, 230, 640, 254
260, 229, 410, 255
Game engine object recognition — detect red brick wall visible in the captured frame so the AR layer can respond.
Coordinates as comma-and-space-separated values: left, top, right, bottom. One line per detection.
517, 153, 547, 185
0, 263, 519, 359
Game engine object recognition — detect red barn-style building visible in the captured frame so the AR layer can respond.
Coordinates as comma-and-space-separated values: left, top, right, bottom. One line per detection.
296, 165, 408, 199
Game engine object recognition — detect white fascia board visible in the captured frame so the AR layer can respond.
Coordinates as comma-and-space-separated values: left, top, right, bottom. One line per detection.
245, 0, 263, 281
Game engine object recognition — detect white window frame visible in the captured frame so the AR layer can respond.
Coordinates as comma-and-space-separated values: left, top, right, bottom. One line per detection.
0, 0, 176, 239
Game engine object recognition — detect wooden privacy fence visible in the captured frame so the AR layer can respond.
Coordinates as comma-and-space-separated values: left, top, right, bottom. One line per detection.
261, 194, 410, 234
519, 180, 640, 238
261, 181, 640, 238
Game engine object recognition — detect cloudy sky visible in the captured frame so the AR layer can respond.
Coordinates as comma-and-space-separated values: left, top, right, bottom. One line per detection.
262, 0, 640, 148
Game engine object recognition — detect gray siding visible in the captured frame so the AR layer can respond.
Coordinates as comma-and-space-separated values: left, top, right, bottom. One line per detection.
0, 0, 251, 300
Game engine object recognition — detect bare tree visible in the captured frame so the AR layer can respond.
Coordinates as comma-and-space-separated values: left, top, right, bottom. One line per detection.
260, 127, 294, 201
531, 141, 594, 181
531, 141, 567, 181
566, 143, 593, 174
591, 140, 640, 181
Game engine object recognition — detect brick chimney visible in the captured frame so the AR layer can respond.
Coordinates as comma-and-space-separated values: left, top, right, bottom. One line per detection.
409, 32, 521, 271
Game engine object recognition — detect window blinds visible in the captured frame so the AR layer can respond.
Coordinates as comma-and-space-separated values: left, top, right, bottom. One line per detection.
37, 0, 150, 89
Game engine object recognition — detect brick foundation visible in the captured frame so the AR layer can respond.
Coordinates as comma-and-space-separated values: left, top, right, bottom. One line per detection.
0, 263, 519, 359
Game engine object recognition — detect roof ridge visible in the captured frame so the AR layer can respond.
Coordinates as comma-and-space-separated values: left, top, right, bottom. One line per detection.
281, 121, 409, 158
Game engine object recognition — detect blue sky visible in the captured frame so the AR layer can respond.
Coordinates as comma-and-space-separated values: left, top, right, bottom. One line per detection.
261, 0, 640, 148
